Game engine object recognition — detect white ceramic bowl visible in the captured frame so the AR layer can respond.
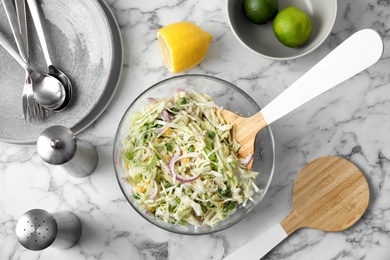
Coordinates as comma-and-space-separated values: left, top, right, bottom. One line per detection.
227, 0, 337, 60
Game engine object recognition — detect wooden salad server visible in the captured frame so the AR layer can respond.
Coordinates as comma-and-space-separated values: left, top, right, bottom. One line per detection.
224, 156, 370, 260
222, 29, 383, 166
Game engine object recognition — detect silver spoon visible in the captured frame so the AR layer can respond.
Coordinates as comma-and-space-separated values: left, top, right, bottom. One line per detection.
0, 32, 66, 110
27, 0, 73, 111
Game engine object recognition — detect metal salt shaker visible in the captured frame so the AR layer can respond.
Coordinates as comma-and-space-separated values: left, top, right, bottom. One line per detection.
15, 209, 82, 250
37, 125, 98, 178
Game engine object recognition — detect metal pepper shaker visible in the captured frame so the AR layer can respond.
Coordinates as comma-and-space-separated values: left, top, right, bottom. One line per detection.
37, 125, 98, 178
15, 209, 82, 250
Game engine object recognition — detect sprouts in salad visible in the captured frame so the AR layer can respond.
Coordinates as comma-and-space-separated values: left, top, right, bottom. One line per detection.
121, 90, 260, 227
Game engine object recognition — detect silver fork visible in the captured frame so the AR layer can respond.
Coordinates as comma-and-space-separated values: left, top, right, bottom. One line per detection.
14, 0, 36, 121
3, 0, 47, 121
15, 0, 47, 120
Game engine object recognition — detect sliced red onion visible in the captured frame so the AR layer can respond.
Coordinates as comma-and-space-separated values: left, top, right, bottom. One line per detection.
153, 126, 167, 134
239, 153, 254, 165
147, 97, 158, 104
115, 151, 120, 166
168, 146, 201, 183
161, 109, 173, 122
168, 145, 181, 181
150, 180, 158, 200
175, 172, 201, 183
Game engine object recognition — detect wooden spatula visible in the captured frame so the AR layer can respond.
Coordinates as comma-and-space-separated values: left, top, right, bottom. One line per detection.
222, 29, 383, 166
224, 156, 370, 260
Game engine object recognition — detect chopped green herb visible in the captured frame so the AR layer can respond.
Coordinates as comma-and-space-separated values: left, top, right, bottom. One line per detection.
223, 201, 236, 212
218, 189, 230, 197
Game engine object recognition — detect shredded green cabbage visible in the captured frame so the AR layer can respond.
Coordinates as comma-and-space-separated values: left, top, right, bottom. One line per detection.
121, 90, 260, 227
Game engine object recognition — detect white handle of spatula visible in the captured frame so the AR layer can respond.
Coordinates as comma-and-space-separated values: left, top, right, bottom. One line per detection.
224, 223, 288, 260
260, 29, 383, 125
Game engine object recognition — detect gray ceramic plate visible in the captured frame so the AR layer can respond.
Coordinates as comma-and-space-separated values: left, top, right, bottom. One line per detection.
0, 0, 123, 144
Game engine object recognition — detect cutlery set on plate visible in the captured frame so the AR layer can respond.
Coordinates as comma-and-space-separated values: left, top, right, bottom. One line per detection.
0, 0, 72, 121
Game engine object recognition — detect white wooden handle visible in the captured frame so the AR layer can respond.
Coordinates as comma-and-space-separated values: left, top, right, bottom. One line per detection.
261, 29, 383, 125
224, 223, 288, 260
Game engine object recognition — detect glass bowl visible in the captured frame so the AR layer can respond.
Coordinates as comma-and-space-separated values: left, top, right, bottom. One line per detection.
113, 74, 275, 235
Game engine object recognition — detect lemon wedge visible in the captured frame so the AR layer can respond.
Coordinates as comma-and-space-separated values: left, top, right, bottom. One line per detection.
157, 22, 213, 73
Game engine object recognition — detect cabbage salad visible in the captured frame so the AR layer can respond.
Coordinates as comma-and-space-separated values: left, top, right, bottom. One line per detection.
121, 90, 260, 227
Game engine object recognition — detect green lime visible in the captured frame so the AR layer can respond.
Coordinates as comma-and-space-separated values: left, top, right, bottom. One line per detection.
243, 0, 279, 24
273, 6, 312, 48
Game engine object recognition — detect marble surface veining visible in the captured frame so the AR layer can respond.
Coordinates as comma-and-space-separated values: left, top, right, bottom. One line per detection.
1, 0, 390, 259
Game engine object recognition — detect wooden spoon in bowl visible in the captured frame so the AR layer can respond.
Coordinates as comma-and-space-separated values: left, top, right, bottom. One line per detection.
222, 29, 383, 167
224, 156, 370, 260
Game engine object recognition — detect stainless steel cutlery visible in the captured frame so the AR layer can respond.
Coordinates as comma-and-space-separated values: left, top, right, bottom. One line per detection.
0, 0, 73, 121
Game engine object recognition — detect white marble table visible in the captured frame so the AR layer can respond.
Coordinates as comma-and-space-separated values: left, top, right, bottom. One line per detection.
1, 0, 390, 259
